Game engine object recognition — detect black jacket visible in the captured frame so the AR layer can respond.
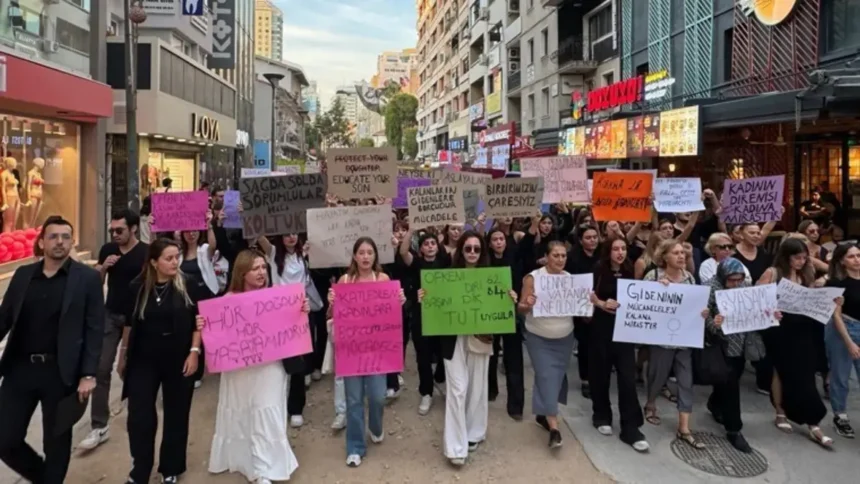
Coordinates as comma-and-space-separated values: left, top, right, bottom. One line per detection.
0, 260, 105, 387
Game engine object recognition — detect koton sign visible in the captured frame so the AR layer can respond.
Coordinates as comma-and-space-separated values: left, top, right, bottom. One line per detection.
587, 76, 644, 113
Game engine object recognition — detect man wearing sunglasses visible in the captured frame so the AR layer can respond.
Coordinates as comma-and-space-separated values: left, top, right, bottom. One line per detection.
78, 210, 148, 452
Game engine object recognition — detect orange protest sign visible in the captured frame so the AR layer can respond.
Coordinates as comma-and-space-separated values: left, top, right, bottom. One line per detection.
591, 172, 653, 222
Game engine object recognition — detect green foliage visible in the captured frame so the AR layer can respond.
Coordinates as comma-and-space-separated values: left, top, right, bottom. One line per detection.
358, 138, 375, 147
402, 127, 418, 159
315, 98, 353, 152
384, 93, 418, 159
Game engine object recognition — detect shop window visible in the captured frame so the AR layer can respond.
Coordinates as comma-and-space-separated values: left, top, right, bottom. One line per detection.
802, 144, 843, 202
823, 0, 860, 54
0, 115, 80, 251
55, 18, 90, 53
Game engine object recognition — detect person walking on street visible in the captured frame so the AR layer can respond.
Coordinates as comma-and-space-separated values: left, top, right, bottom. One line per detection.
0, 216, 105, 483
79, 210, 148, 451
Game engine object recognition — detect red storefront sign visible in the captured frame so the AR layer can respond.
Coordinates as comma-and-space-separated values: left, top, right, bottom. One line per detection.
586, 76, 644, 113
0, 52, 112, 122
481, 122, 516, 146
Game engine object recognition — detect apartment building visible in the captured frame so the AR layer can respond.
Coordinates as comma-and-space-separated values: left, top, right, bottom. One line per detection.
255, 0, 284, 60
302, 81, 321, 121
506, 0, 620, 135
375, 48, 419, 94
254, 56, 309, 160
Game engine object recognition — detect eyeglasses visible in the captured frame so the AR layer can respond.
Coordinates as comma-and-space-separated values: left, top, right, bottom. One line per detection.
108, 228, 126, 235
463, 245, 482, 254
716, 244, 734, 250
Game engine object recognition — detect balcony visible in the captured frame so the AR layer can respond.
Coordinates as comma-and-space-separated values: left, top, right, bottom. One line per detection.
504, 17, 522, 44
553, 35, 597, 74
488, 45, 501, 70
592, 36, 618, 64
541, 0, 564, 7
469, 57, 488, 84
508, 70, 522, 93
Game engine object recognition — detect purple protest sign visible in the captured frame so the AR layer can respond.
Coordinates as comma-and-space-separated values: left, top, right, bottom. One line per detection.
223, 190, 242, 229
151, 191, 209, 232
720, 175, 785, 224
394, 177, 432, 208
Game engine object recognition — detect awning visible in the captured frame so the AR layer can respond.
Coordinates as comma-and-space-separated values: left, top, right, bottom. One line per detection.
0, 50, 112, 122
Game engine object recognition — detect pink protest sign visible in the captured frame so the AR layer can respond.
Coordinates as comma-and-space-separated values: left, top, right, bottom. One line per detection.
199, 284, 312, 373
150, 191, 210, 232
333, 281, 404, 377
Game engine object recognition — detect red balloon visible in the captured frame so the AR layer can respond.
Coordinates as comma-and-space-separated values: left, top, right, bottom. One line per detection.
11, 241, 24, 251
0, 252, 11, 262
0, 245, 7, 256
24, 228, 38, 239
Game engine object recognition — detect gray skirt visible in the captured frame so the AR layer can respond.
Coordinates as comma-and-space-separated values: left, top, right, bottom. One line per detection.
524, 329, 575, 416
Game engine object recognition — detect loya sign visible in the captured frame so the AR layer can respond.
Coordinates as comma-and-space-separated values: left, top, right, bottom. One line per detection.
587, 76, 644, 113
192, 113, 221, 142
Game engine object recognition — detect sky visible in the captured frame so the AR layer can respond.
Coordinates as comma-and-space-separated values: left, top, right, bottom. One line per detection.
274, 0, 418, 111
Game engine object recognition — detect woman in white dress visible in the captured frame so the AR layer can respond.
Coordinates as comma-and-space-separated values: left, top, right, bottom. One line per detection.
207, 249, 308, 483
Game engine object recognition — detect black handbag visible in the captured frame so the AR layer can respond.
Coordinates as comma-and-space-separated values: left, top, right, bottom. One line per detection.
692, 339, 730, 386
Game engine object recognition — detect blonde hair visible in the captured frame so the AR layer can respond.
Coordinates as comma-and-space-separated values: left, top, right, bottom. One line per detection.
228, 249, 268, 293
639, 231, 666, 268
134, 238, 192, 320
653, 239, 683, 269
704, 232, 733, 257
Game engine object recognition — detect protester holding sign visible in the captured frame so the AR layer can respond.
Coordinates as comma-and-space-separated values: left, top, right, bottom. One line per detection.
117, 239, 207, 484
565, 224, 601, 399
823, 243, 860, 439
518, 241, 576, 450
588, 237, 650, 453
757, 238, 833, 448
704, 258, 774, 454
327, 237, 406, 468
642, 239, 709, 450
418, 232, 518, 466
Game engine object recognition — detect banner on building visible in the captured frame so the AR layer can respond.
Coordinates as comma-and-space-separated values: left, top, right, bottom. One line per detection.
208, 0, 236, 69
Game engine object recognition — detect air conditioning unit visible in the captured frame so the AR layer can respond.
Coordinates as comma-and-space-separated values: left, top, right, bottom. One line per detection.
509, 60, 520, 71
509, 47, 520, 60
479, 7, 489, 20
509, 0, 520, 13
42, 40, 59, 53
479, 54, 489, 65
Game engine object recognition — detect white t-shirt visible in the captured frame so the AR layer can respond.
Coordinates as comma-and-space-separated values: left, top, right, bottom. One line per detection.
698, 257, 752, 285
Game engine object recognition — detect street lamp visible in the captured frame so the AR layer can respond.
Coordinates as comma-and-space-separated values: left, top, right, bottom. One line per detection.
124, 0, 146, 212
263, 73, 285, 167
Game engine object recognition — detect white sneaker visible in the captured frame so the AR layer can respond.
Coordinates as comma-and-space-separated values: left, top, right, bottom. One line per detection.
397, 375, 405, 386
385, 388, 401, 400
370, 430, 384, 444
311, 369, 322, 381
290, 415, 304, 428
331, 413, 346, 430
304, 375, 312, 388
597, 425, 613, 436
346, 454, 362, 467
193, 380, 202, 389
256, 479, 272, 484
632, 440, 650, 453
449, 457, 466, 466
78, 427, 109, 450
418, 395, 433, 415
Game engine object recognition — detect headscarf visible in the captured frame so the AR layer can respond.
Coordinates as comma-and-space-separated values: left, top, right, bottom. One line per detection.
706, 257, 765, 360
711, 257, 748, 291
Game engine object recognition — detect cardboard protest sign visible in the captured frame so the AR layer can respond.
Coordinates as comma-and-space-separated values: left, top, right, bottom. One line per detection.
715, 284, 778, 335
198, 284, 313, 373
484, 177, 544, 219
393, 177, 432, 209
720, 175, 784, 224
607, 168, 657, 190
591, 171, 653, 222
327, 147, 397, 199
332, 281, 404, 377
533, 273, 593, 317
420, 267, 515, 336
407, 184, 466, 229
306, 204, 394, 268
431, 169, 492, 194
776, 278, 844, 324
222, 190, 243, 229
239, 173, 327, 239
463, 189, 493, 230
612, 279, 710, 348
150, 191, 209, 232
398, 166, 436, 179
653, 177, 705, 213
520, 156, 589, 204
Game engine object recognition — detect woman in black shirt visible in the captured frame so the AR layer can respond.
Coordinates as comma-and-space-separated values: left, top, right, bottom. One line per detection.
565, 224, 600, 398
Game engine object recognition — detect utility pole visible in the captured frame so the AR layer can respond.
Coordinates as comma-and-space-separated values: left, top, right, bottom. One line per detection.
124, 0, 144, 212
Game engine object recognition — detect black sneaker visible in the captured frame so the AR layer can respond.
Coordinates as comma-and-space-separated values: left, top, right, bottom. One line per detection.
706, 401, 724, 425
833, 416, 855, 438
549, 429, 563, 448
727, 432, 752, 453
581, 384, 591, 400
468, 441, 480, 452
535, 415, 550, 432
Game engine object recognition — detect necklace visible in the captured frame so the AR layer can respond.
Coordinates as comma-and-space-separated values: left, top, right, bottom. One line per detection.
153, 283, 169, 305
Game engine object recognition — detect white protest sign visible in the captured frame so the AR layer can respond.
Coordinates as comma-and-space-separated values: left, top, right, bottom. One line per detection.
533, 273, 593, 317
613, 279, 710, 348
653, 177, 705, 213
776, 278, 844, 324
306, 204, 395, 268
241, 167, 280, 177
715, 284, 778, 335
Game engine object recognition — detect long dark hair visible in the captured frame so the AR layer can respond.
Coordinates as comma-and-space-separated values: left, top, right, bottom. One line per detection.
594, 235, 633, 280
345, 236, 383, 279
452, 230, 488, 268
180, 230, 206, 259
273, 233, 306, 276
772, 237, 814, 286
828, 242, 860, 282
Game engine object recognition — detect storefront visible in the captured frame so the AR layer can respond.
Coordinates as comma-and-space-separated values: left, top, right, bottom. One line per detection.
472, 122, 516, 173
0, 50, 112, 261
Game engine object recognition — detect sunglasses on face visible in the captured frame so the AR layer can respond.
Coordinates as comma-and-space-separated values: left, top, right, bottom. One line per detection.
108, 228, 126, 235
716, 244, 734, 250
463, 245, 481, 254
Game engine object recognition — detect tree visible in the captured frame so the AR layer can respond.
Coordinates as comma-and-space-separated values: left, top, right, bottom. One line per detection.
381, 80, 402, 102
305, 123, 321, 151
384, 93, 418, 159
316, 98, 353, 152
358, 138, 375, 147
402, 127, 418, 159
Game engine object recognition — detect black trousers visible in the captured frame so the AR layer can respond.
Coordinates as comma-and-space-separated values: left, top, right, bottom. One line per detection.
574, 318, 591, 384
588, 321, 644, 444
0, 360, 74, 484
488, 324, 525, 416
288, 371, 306, 416
125, 336, 195, 482
412, 311, 445, 396
708, 356, 746, 433
387, 305, 412, 391
310, 309, 328, 372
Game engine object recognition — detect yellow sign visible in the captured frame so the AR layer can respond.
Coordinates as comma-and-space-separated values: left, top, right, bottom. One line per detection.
486, 92, 501, 115
740, 0, 797, 26
658, 106, 700, 157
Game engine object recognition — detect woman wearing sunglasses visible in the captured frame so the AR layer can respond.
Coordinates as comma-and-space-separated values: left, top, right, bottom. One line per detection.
698, 233, 750, 285
419, 231, 518, 466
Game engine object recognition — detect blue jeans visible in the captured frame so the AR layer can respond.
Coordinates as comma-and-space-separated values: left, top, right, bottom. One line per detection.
344, 374, 386, 457
825, 317, 860, 415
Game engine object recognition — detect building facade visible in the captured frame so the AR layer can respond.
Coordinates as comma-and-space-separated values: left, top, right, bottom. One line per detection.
375, 48, 420, 94
255, 0, 283, 61
0, 0, 110, 258
302, 80, 320, 121
254, 56, 310, 160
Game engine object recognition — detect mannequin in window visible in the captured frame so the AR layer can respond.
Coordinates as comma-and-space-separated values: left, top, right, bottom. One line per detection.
1, 157, 21, 233
25, 157, 45, 228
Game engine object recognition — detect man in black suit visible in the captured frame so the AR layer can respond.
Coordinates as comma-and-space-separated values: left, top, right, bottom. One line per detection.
0, 216, 105, 483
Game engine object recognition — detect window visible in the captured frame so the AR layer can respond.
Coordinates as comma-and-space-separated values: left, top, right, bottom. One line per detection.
588, 7, 613, 41
67, 0, 91, 11
823, 0, 860, 54
723, 28, 734, 82
106, 43, 151, 90
541, 87, 549, 116
528, 93, 535, 117
15, 7, 43, 37
541, 28, 549, 57
527, 38, 534, 65
603, 72, 614, 86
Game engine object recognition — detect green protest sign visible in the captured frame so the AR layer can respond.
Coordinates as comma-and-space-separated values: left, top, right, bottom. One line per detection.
420, 267, 516, 336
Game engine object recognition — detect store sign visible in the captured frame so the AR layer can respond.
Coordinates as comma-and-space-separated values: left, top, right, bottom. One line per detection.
253, 140, 271, 170
483, 122, 515, 145
448, 137, 468, 152
469, 102, 485, 121
208, 0, 236, 69
643, 70, 675, 102
182, 0, 205, 15
658, 106, 700, 157
236, 129, 250, 147
192, 113, 222, 142
587, 76, 644, 113
486, 92, 501, 115
739, 0, 797, 26
142, 0, 177, 14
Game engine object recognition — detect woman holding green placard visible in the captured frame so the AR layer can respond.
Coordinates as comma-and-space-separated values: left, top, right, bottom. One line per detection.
418, 231, 518, 467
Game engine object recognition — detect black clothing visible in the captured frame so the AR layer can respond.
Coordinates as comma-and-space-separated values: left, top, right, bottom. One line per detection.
828, 276, 860, 320
800, 200, 829, 225
708, 356, 746, 433
98, 241, 148, 313
15, 260, 69, 357
488, 324, 525, 416
409, 255, 451, 393
734, 248, 772, 285
769, 311, 827, 425
139, 283, 177, 336
179, 258, 202, 280
288, 374, 306, 416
